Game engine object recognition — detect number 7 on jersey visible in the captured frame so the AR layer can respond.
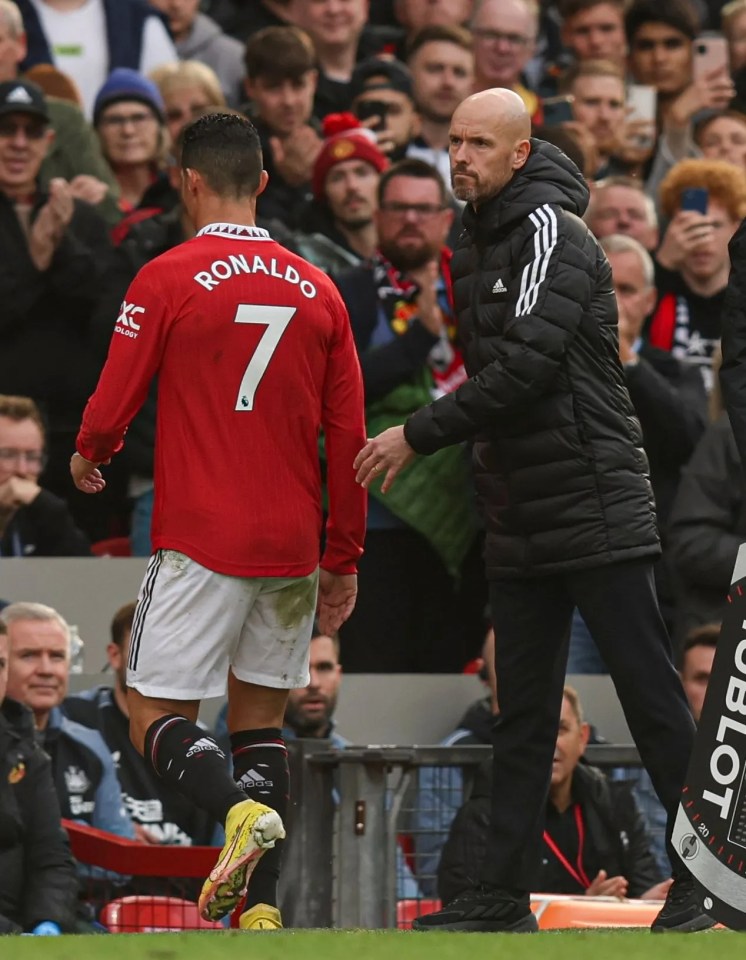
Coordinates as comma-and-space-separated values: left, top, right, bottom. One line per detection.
233, 304, 296, 411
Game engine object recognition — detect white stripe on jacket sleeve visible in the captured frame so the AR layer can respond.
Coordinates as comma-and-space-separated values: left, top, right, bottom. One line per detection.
515, 204, 558, 317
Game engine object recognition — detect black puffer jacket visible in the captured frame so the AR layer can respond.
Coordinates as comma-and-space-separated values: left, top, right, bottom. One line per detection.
439, 759, 662, 902
404, 140, 659, 577
0, 699, 78, 933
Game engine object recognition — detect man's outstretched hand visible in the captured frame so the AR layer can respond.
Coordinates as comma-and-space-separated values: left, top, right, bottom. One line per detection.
70, 452, 106, 494
317, 569, 357, 636
354, 426, 416, 493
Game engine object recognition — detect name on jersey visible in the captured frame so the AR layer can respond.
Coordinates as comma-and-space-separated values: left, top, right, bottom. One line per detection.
194, 254, 317, 299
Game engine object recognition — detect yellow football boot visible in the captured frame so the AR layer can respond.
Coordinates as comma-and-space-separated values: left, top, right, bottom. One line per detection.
239, 903, 283, 930
198, 799, 285, 922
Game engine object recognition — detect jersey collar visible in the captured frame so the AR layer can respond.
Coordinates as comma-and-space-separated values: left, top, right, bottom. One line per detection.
196, 222, 271, 240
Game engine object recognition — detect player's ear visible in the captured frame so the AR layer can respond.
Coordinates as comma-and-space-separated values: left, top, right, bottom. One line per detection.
256, 169, 269, 198
182, 166, 201, 196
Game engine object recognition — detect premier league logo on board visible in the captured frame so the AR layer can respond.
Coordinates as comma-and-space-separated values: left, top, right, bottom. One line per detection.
673, 544, 746, 928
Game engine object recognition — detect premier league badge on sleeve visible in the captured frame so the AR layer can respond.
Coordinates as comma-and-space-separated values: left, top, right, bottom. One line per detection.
673, 543, 746, 928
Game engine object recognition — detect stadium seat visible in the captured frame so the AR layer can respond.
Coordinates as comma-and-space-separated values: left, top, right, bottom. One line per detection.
101, 895, 222, 932
397, 899, 442, 928
91, 537, 132, 557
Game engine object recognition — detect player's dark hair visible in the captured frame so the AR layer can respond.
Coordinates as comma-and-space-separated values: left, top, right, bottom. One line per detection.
181, 113, 263, 198
111, 601, 137, 647
678, 622, 720, 669
378, 157, 448, 207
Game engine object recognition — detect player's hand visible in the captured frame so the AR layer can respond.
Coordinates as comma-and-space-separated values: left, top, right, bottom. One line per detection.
354, 426, 416, 493
656, 211, 714, 270
640, 878, 673, 900
317, 569, 357, 635
585, 869, 628, 898
70, 452, 106, 494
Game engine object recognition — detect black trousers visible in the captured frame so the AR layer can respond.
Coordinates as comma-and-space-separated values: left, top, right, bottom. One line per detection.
481, 558, 695, 891
339, 528, 487, 673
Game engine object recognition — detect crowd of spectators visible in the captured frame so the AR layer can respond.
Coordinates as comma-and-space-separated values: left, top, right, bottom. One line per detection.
1, 0, 746, 930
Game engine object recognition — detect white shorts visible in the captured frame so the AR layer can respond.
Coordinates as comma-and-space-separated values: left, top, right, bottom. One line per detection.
127, 549, 318, 700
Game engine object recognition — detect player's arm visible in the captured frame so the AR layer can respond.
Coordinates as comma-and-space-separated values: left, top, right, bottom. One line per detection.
320, 289, 367, 576
74, 270, 172, 479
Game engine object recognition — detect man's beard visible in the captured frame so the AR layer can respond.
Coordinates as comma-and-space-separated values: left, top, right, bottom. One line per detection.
284, 697, 335, 738
379, 237, 438, 272
452, 180, 479, 203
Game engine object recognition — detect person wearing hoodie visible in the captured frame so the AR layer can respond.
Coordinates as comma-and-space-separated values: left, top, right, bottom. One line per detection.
356, 88, 705, 933
149, 0, 245, 107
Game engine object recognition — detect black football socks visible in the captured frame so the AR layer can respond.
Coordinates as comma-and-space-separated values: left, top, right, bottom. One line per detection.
230, 727, 289, 908
144, 714, 246, 824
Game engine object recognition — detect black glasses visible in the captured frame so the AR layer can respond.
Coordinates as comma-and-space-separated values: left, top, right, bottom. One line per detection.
0, 119, 47, 140
379, 202, 447, 218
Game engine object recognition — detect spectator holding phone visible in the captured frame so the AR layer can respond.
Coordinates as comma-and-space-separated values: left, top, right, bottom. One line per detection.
561, 59, 655, 178
647, 159, 746, 392
626, 0, 735, 202
351, 56, 421, 161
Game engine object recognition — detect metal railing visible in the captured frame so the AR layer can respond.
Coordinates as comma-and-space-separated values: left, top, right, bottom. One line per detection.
281, 742, 642, 929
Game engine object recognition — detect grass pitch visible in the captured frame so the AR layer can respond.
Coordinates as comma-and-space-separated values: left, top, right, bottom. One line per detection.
8, 928, 740, 960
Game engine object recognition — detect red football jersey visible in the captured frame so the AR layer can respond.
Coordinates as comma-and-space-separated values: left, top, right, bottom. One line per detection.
77, 223, 367, 577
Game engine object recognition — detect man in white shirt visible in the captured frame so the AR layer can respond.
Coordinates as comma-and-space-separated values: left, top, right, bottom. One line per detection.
16, 0, 177, 116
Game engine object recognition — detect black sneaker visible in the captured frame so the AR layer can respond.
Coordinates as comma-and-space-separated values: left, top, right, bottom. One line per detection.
651, 874, 716, 933
412, 888, 538, 933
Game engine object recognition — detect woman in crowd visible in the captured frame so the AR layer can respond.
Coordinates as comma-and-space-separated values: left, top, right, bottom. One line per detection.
150, 60, 226, 146
93, 68, 170, 215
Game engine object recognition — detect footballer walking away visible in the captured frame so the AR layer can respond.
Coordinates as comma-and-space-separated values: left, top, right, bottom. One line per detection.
70, 114, 367, 930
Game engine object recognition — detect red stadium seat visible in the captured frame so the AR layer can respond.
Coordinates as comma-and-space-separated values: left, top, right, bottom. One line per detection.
101, 895, 222, 932
91, 537, 132, 557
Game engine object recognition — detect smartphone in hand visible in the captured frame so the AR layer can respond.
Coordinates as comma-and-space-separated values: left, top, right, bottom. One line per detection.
680, 187, 709, 215
693, 33, 729, 82
626, 84, 657, 149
